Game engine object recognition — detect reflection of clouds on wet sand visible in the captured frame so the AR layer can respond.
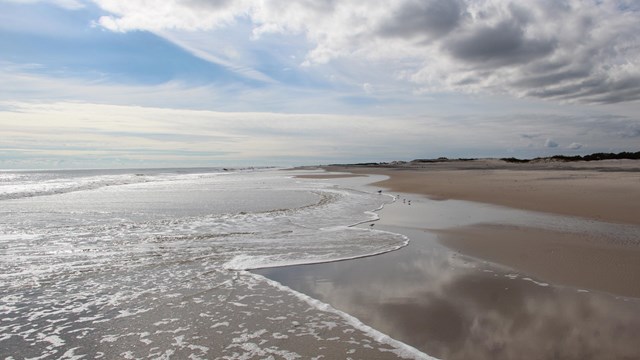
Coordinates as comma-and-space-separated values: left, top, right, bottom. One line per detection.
257, 226, 640, 360
439, 223, 640, 298
386, 272, 640, 360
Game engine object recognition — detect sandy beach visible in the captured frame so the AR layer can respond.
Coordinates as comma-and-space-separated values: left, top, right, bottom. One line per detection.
325, 159, 640, 225
319, 159, 640, 298
269, 166, 640, 359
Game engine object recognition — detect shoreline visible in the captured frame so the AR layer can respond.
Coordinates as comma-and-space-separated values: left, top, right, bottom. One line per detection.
304, 162, 640, 298
322, 159, 640, 225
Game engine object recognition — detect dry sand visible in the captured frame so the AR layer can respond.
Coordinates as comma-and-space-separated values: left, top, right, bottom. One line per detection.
324, 159, 640, 297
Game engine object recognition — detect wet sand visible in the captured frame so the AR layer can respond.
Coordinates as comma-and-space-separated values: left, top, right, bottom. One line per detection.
257, 207, 640, 360
439, 224, 640, 298
327, 160, 640, 225
322, 160, 640, 298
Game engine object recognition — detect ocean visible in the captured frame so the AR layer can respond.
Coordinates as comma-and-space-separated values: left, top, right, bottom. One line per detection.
0, 168, 425, 359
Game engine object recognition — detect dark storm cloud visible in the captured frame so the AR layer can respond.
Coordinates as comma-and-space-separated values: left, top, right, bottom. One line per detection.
377, 1, 640, 104
582, 77, 640, 104
378, 0, 464, 40
445, 20, 557, 67
512, 67, 592, 89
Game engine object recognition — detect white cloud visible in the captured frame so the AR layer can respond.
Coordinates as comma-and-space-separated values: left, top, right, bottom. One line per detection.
95, 0, 248, 32
89, 0, 640, 103
567, 142, 583, 150
157, 30, 277, 83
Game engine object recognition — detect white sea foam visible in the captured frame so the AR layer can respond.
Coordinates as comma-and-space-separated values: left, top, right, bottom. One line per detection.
0, 168, 421, 359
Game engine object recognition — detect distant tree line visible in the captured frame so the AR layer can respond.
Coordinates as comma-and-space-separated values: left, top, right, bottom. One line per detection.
502, 151, 640, 163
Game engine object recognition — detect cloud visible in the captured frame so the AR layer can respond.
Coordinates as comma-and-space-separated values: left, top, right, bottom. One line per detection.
88, 0, 640, 104
94, 0, 245, 32
567, 142, 583, 150
86, 0, 640, 103
520, 134, 540, 140
0, 101, 458, 167
377, 0, 463, 40
621, 127, 640, 138
445, 18, 556, 68
2, 100, 639, 168
4, 1, 640, 169
410, 1, 640, 104
157, 30, 278, 83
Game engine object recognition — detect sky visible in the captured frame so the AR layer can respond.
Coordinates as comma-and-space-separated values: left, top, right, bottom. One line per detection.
1, 0, 639, 169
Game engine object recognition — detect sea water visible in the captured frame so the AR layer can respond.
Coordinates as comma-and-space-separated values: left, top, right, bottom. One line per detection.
0, 168, 425, 359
